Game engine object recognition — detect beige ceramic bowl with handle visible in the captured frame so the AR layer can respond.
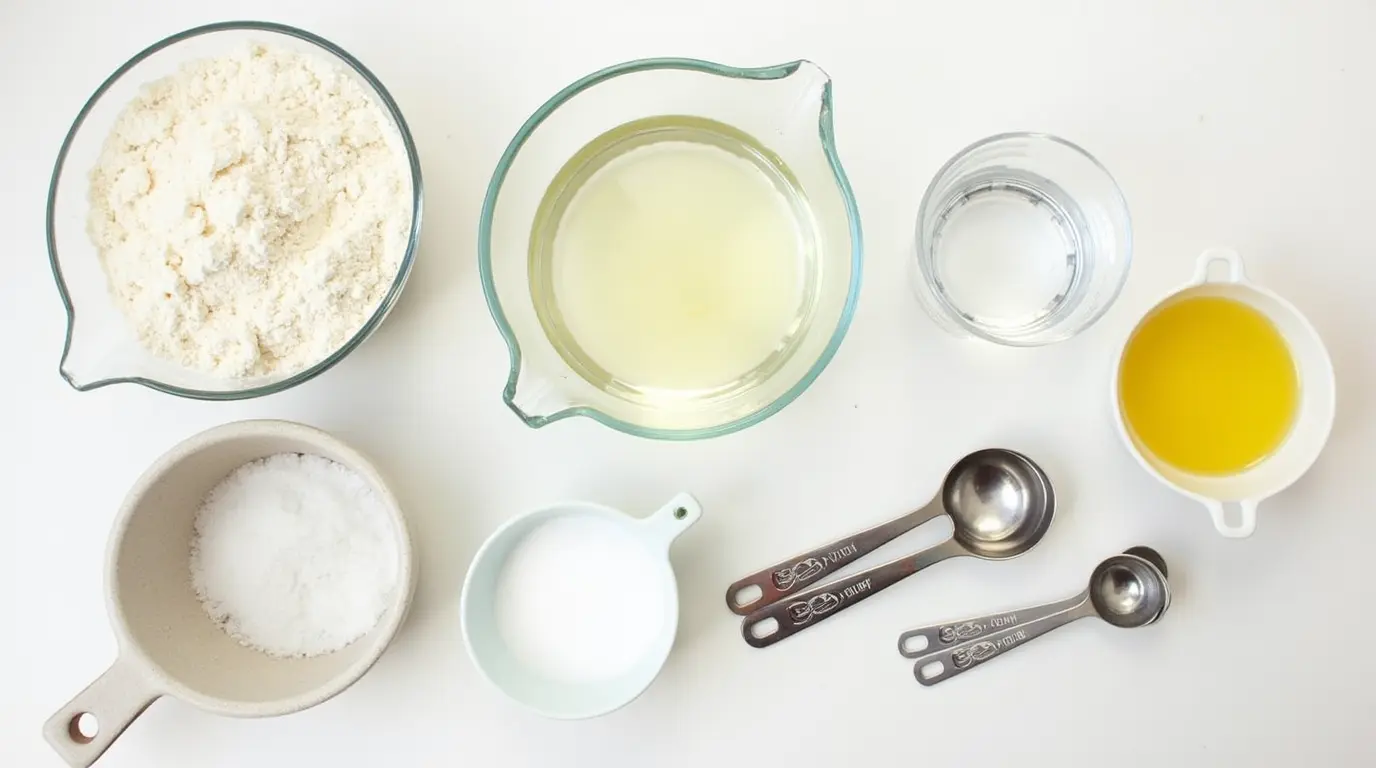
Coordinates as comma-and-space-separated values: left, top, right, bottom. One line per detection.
1112, 248, 1336, 538
43, 420, 418, 767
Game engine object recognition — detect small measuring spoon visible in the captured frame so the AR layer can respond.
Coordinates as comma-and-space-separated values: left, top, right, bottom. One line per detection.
1121, 545, 1171, 618
897, 546, 1168, 657
740, 451, 1055, 647
725, 449, 1037, 614
910, 552, 1170, 686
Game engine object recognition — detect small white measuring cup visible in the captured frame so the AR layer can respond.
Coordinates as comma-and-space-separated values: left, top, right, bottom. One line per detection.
1111, 249, 1335, 538
460, 493, 700, 719
43, 420, 417, 766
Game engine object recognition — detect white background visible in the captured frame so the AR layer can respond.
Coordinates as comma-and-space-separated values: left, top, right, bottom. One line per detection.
3, 0, 1375, 765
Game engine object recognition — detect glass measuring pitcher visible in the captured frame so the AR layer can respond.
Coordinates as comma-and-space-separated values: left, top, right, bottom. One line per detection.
46, 22, 423, 400
480, 58, 862, 439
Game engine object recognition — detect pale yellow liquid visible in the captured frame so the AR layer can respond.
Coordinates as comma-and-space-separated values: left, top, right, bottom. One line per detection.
530, 117, 817, 401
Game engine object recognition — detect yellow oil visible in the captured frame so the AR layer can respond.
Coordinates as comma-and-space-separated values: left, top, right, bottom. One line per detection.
1119, 295, 1299, 476
529, 116, 818, 402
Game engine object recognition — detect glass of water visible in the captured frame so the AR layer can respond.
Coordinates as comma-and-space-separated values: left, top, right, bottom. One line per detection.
911, 132, 1131, 346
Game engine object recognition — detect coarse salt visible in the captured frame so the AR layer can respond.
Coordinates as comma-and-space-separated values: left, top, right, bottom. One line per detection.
189, 453, 399, 658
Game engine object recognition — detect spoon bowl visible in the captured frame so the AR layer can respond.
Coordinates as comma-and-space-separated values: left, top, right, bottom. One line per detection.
1089, 554, 1169, 629
1121, 545, 1168, 579
1120, 545, 1171, 617
944, 449, 1055, 557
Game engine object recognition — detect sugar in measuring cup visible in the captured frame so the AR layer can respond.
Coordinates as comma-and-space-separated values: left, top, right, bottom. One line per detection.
460, 493, 701, 719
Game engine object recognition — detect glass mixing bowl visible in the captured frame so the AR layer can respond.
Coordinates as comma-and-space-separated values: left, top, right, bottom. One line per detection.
47, 21, 423, 399
479, 58, 862, 440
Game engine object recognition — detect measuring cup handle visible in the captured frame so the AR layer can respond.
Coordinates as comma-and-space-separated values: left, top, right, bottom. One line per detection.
43, 657, 160, 767
896, 592, 1085, 658
639, 492, 703, 551
1193, 248, 1247, 284
725, 506, 938, 615
911, 596, 1095, 686
1204, 499, 1259, 538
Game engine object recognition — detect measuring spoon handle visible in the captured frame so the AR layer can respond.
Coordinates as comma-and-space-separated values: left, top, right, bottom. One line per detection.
897, 594, 1084, 658
725, 503, 941, 615
911, 593, 1094, 686
741, 540, 962, 648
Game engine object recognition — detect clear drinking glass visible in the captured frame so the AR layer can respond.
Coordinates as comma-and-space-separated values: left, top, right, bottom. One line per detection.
911, 133, 1131, 346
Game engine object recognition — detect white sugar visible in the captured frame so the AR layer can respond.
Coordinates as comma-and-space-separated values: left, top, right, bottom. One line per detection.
494, 515, 667, 683
190, 453, 399, 658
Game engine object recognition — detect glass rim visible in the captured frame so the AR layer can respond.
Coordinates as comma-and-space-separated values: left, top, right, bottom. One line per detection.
48, 20, 425, 400
477, 57, 864, 440
914, 130, 1132, 347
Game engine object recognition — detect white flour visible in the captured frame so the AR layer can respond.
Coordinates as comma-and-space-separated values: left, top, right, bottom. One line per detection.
189, 453, 399, 658
494, 515, 667, 683
87, 43, 412, 378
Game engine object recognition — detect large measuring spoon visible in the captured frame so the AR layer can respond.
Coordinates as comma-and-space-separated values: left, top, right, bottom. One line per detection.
896, 546, 1168, 657
726, 448, 1035, 614
740, 450, 1055, 647
910, 551, 1170, 686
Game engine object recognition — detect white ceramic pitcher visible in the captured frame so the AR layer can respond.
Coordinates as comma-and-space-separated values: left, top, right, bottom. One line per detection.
1111, 249, 1335, 538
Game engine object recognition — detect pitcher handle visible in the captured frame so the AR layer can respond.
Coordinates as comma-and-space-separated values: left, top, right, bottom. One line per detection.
1193, 248, 1246, 284
1205, 499, 1258, 538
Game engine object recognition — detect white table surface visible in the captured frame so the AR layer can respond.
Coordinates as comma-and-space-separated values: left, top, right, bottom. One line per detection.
4, 0, 1375, 765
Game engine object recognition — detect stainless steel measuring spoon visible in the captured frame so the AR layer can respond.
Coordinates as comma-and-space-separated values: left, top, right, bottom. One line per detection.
896, 546, 1168, 657
1122, 545, 1171, 616
909, 551, 1170, 686
726, 449, 1036, 614
740, 450, 1055, 647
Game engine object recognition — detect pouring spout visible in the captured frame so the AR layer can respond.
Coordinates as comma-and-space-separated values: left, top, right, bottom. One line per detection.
57, 308, 284, 398
504, 366, 573, 427
58, 311, 147, 391
780, 60, 832, 100
738, 59, 835, 144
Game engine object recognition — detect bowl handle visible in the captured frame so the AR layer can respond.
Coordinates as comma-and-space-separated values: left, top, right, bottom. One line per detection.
1205, 499, 1258, 538
43, 656, 160, 767
1193, 248, 1247, 284
639, 492, 703, 551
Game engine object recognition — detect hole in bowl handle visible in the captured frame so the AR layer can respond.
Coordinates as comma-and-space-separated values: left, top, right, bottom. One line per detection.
1205, 499, 1259, 538
1193, 248, 1247, 284
42, 657, 159, 767
640, 492, 702, 549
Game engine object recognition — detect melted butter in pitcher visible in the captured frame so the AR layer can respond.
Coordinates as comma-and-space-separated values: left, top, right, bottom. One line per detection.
1119, 295, 1299, 476
529, 116, 820, 403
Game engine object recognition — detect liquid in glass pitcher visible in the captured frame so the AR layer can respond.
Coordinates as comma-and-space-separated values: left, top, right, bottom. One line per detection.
480, 58, 862, 439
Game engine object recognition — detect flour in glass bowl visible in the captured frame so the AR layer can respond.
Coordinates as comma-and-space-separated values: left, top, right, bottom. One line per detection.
86, 43, 413, 378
